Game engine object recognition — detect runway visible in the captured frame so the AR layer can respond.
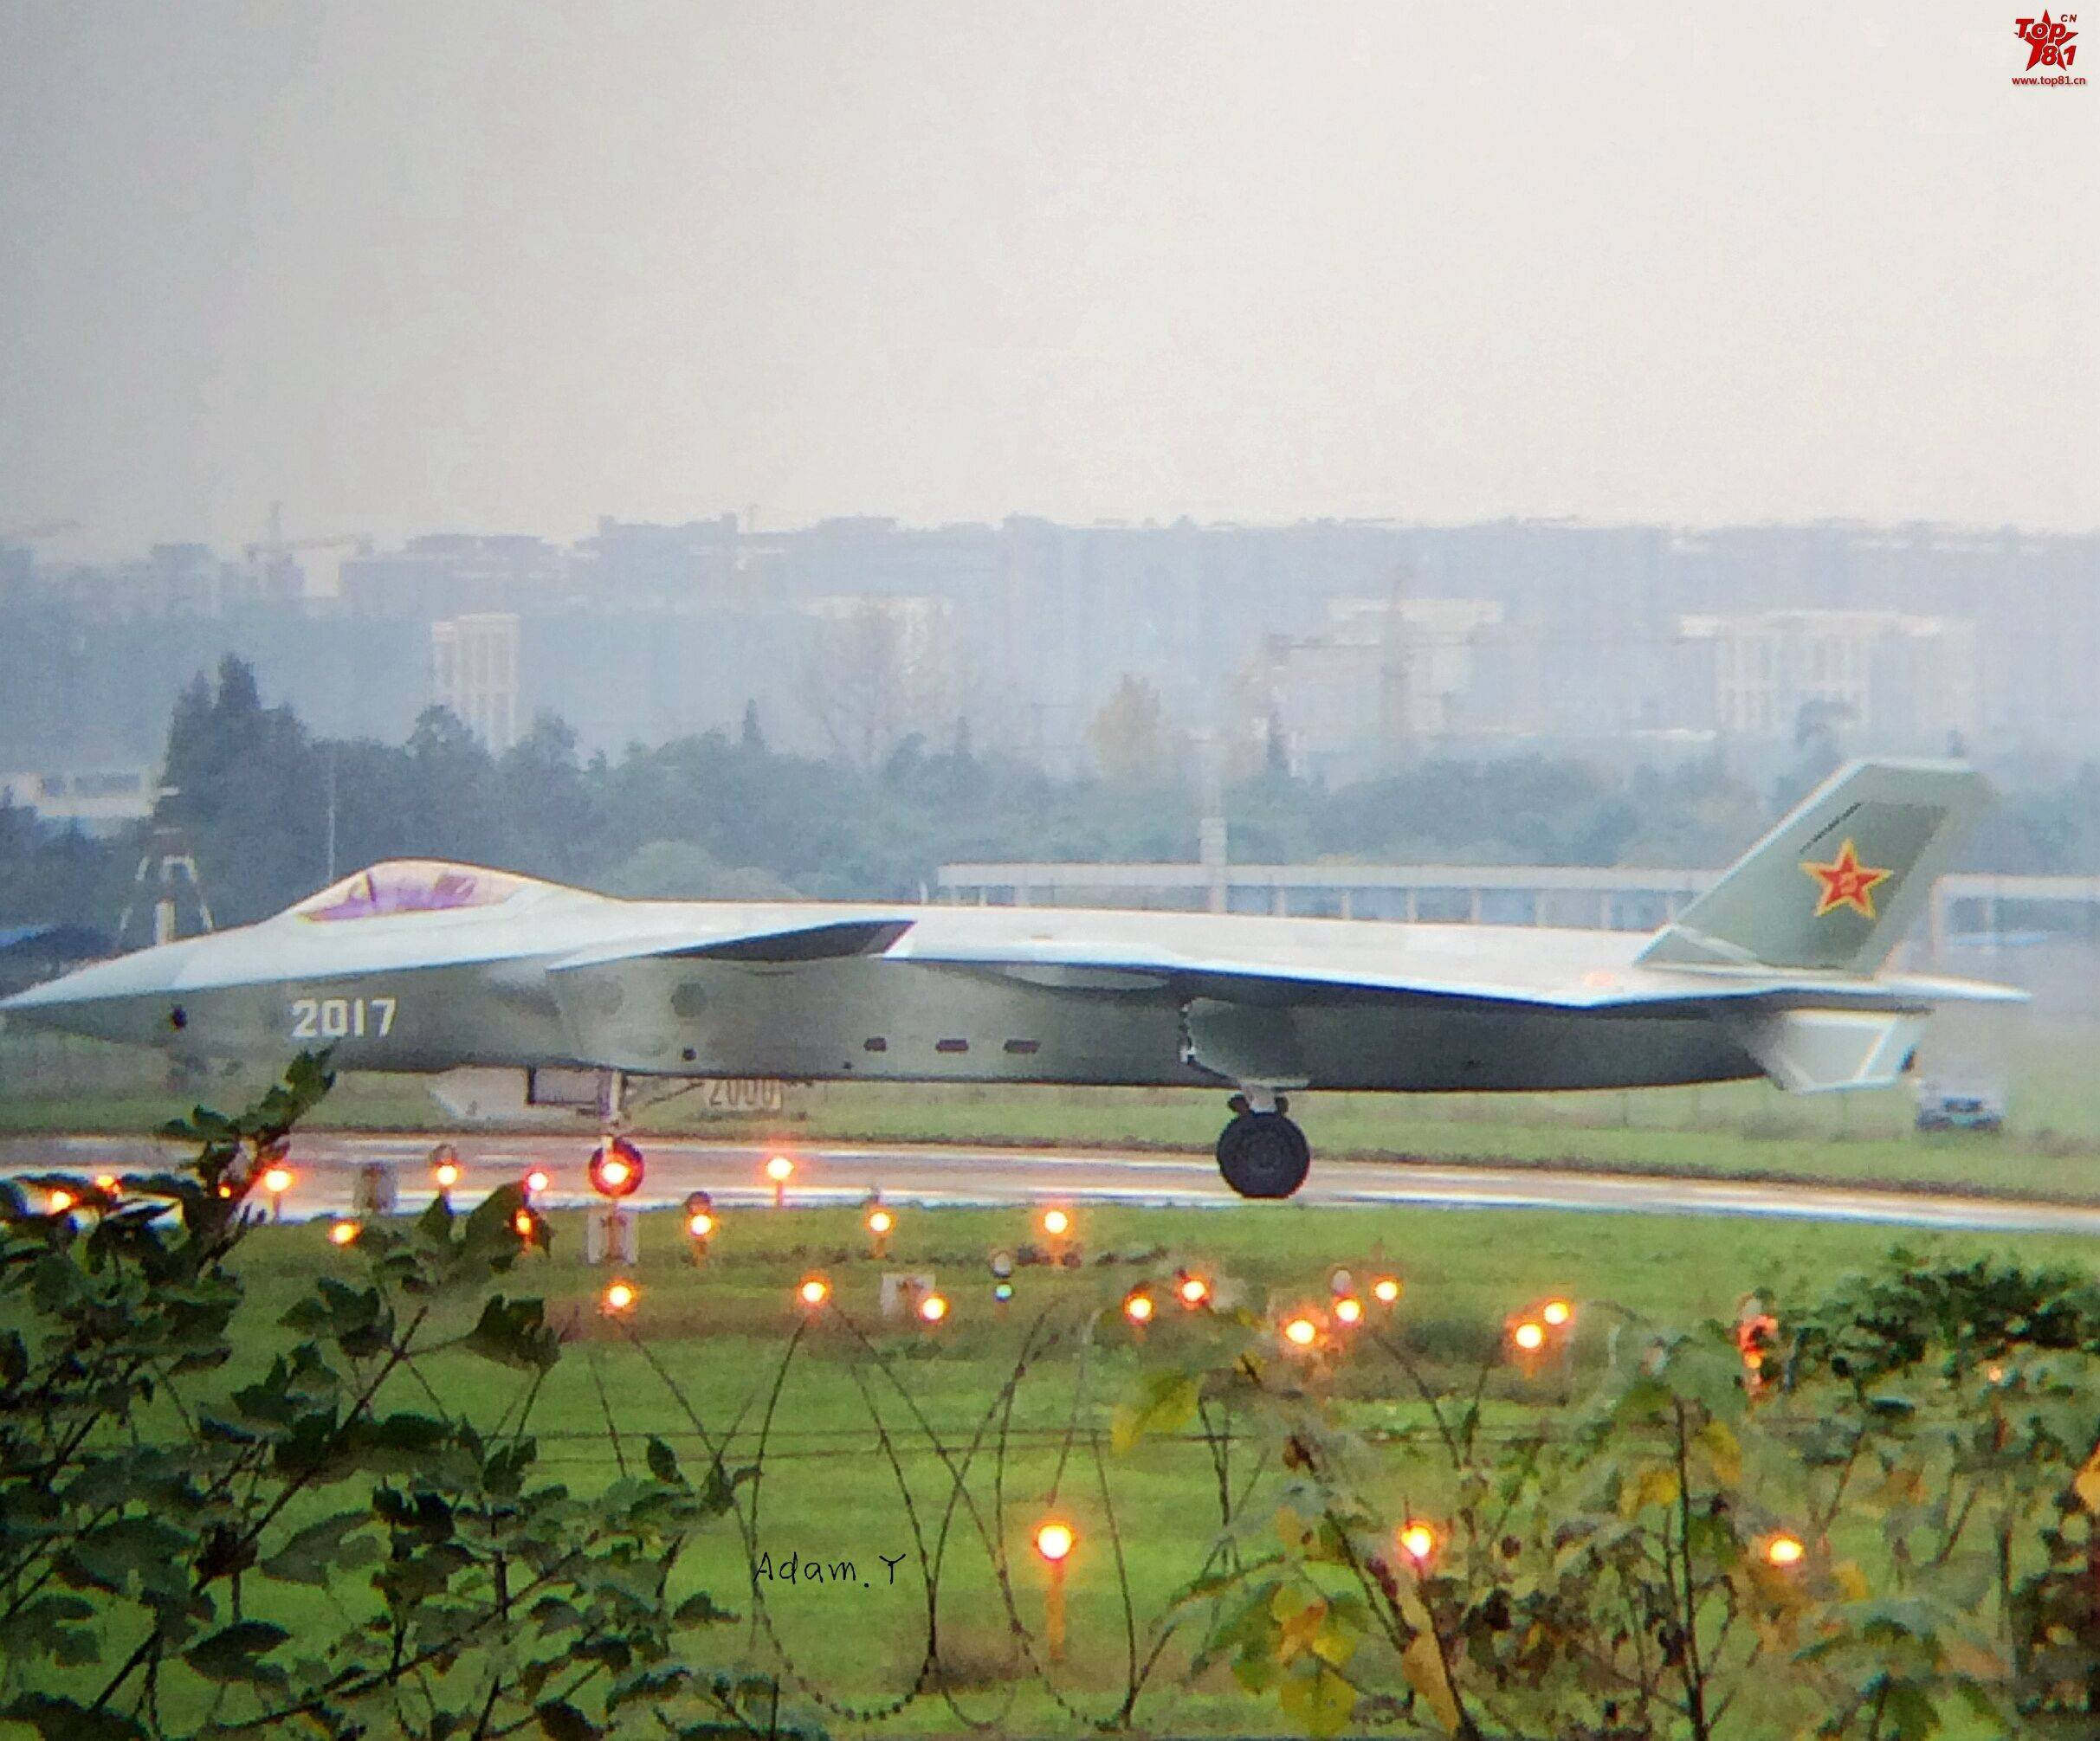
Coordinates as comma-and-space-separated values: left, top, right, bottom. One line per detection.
3, 1130, 2099, 1236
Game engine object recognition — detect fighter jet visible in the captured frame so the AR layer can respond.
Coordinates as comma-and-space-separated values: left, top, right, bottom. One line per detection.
1, 759, 2019, 1198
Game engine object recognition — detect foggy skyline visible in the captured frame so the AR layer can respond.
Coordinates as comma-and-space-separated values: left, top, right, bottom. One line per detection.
3, 1, 2094, 558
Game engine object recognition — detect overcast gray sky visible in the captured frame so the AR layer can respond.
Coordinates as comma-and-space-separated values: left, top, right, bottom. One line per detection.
2, 1, 2093, 555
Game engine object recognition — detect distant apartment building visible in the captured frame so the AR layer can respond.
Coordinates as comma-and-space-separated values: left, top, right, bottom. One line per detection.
1677, 609, 1977, 747
1246, 596, 1504, 778
430, 613, 522, 751
0, 765, 158, 835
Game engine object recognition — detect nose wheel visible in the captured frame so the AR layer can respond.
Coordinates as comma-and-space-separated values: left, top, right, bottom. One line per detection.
1216, 1097, 1311, 1199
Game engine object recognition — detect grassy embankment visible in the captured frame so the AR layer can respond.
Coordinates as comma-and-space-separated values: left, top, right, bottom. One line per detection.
28, 1193, 2080, 1737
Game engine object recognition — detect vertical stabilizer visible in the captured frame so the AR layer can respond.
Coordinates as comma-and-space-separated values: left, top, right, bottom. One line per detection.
1639, 760, 1987, 974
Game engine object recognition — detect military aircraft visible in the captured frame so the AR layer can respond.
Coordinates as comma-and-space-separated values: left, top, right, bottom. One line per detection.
1, 759, 2019, 1198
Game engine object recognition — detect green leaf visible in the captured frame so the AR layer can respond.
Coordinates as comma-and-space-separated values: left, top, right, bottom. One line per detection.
1111, 1368, 1200, 1454
673, 1591, 739, 1627
260, 1509, 376, 1585
184, 1619, 291, 1686
1277, 1661, 1355, 1738
2, 1693, 148, 1741
465, 1294, 560, 1372
535, 1698, 602, 1740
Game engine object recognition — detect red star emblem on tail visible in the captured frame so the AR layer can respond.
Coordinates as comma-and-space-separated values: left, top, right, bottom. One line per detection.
1800, 839, 1892, 919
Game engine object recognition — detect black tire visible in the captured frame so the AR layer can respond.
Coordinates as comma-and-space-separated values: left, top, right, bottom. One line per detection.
1216, 1112, 1311, 1199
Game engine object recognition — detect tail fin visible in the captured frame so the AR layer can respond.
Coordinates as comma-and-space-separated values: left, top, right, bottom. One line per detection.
1639, 759, 1988, 975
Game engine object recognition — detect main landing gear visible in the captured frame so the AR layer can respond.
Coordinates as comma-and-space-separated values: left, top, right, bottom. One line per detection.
1216, 1093, 1310, 1199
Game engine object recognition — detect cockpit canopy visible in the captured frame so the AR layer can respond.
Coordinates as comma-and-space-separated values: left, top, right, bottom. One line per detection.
291, 861, 534, 923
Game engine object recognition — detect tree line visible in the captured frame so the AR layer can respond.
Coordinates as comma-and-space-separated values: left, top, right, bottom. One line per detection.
2, 654, 2097, 932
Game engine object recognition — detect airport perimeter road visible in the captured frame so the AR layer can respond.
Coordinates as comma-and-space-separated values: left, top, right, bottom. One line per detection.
6, 1131, 2100, 1236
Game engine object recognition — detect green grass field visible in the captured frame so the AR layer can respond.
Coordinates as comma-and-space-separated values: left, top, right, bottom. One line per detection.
139, 1195, 2095, 1736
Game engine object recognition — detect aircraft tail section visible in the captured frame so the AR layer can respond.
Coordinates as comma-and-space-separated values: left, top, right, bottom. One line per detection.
1639, 759, 1988, 975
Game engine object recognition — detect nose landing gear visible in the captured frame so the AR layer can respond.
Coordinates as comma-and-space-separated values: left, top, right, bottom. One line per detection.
1216, 1092, 1311, 1199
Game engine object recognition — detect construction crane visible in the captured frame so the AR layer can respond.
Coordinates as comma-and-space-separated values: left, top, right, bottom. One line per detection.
242, 501, 371, 565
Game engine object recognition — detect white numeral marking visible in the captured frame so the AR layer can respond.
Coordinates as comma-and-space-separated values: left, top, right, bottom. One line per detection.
289, 996, 398, 1041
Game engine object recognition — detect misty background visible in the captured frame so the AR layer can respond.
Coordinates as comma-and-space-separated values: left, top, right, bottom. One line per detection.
1, 3, 2096, 1010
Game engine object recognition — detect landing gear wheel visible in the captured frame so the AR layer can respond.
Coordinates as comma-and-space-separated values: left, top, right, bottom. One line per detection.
1216, 1112, 1311, 1199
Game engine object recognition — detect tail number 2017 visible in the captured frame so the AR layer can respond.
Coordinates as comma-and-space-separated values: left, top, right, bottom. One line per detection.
291, 996, 397, 1041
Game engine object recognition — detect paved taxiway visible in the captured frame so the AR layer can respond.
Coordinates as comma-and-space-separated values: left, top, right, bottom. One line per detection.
3, 1132, 2097, 1236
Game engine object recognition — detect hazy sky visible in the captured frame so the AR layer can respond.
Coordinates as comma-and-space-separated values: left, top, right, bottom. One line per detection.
3, 1, 2094, 556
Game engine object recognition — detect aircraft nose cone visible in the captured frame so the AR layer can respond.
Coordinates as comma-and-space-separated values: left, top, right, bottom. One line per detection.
0, 942, 199, 1044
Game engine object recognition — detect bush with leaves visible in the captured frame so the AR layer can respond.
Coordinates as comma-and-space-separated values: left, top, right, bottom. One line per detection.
0, 1054, 779, 1741
1121, 1255, 2100, 1739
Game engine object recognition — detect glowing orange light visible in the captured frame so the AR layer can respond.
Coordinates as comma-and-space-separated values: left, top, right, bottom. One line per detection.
328, 1219, 361, 1246
94, 1173, 119, 1193
597, 1157, 629, 1188
1334, 1296, 1364, 1326
1513, 1321, 1546, 1352
434, 1161, 462, 1190
603, 1280, 636, 1313
525, 1169, 551, 1195
1283, 1315, 1320, 1348
1178, 1275, 1211, 1307
798, 1276, 830, 1308
688, 1211, 715, 1238
1034, 1521, 1075, 1563
262, 1165, 294, 1196
868, 1209, 894, 1235
48, 1188, 75, 1215
1398, 1521, 1438, 1564
1764, 1533, 1806, 1568
766, 1156, 794, 1183
216, 1183, 233, 1198
1541, 1299, 1573, 1328
1373, 1277, 1401, 1305
919, 1293, 949, 1324
512, 1209, 534, 1237
1041, 1208, 1070, 1238
1123, 1291, 1154, 1325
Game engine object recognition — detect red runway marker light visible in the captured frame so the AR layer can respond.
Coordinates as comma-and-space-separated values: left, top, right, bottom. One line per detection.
1334, 1296, 1364, 1326
524, 1168, 551, 1196
1040, 1208, 1070, 1238
1372, 1277, 1401, 1306
94, 1173, 119, 1194
48, 1187, 76, 1215
1034, 1520, 1076, 1563
589, 1138, 644, 1198
1283, 1314, 1320, 1349
1764, 1532, 1806, 1568
262, 1165, 294, 1196
1398, 1521, 1438, 1565
1123, 1290, 1155, 1325
1178, 1274, 1211, 1308
867, 1207, 894, 1235
688, 1210, 715, 1239
798, 1276, 830, 1308
434, 1160, 462, 1190
328, 1218, 361, 1247
1541, 1299, 1573, 1329
766, 1155, 794, 1183
603, 1280, 636, 1314
1512, 1320, 1546, 1353
919, 1292, 949, 1325
512, 1209, 535, 1238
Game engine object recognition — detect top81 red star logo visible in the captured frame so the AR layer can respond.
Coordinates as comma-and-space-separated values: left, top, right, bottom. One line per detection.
1800, 839, 1893, 919
2016, 11, 2078, 68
